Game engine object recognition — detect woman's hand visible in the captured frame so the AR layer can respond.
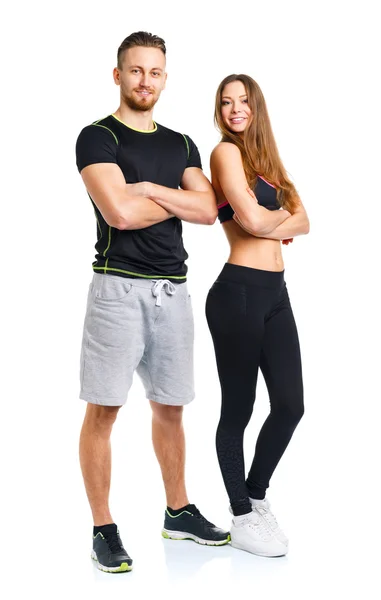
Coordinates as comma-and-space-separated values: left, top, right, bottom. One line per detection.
247, 186, 293, 243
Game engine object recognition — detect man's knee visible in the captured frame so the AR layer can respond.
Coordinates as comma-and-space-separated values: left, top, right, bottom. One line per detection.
83, 403, 121, 431
150, 401, 183, 425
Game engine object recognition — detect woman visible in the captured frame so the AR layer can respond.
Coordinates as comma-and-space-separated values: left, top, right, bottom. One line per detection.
206, 74, 309, 557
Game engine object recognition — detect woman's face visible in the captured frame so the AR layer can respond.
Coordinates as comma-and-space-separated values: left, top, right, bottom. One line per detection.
220, 80, 251, 134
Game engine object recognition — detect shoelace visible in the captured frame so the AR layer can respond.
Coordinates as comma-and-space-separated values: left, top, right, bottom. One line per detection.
188, 505, 215, 528
104, 531, 124, 554
241, 512, 272, 540
256, 506, 280, 531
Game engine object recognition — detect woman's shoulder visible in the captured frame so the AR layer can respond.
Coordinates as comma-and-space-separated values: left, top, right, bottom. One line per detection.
211, 140, 241, 160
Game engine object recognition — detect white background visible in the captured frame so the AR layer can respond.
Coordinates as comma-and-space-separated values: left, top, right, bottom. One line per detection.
2, 0, 381, 598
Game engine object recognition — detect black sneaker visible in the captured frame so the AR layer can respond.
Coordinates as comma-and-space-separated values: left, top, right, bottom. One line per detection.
91, 525, 133, 573
162, 504, 230, 546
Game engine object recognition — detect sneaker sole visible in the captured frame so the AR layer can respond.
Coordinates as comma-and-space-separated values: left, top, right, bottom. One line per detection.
91, 550, 133, 573
162, 528, 231, 546
230, 539, 287, 558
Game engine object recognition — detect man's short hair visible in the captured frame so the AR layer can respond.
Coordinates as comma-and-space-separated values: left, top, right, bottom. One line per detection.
117, 31, 166, 68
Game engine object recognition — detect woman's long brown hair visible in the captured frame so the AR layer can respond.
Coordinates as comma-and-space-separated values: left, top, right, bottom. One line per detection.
214, 74, 298, 213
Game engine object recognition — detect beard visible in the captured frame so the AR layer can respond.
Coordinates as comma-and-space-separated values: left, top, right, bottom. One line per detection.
122, 88, 158, 112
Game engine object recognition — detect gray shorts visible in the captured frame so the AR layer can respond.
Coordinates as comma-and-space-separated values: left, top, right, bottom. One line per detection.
80, 274, 195, 406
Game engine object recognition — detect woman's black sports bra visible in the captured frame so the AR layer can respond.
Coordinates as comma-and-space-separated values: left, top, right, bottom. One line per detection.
217, 175, 280, 223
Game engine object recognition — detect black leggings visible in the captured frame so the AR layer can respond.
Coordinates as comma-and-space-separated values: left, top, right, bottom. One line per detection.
206, 263, 304, 516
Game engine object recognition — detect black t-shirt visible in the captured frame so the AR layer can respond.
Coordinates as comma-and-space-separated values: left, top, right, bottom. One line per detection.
76, 114, 202, 280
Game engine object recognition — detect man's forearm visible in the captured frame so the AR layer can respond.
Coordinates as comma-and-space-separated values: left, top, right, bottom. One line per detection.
116, 195, 174, 230
149, 183, 217, 225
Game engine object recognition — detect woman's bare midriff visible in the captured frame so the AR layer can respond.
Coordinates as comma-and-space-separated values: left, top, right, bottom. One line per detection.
222, 220, 284, 272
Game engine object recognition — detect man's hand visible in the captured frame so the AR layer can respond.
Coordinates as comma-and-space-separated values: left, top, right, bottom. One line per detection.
125, 182, 153, 197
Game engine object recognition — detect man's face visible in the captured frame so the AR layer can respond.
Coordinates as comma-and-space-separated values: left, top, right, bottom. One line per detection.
114, 46, 167, 112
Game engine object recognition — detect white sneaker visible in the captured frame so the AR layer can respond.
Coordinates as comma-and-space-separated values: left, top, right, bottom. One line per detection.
250, 498, 289, 547
230, 511, 287, 557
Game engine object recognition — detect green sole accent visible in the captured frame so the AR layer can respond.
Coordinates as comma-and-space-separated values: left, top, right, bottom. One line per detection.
162, 531, 231, 546
162, 531, 187, 541
92, 555, 132, 573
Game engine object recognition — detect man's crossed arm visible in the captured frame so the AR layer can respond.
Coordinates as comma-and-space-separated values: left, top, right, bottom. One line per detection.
80, 163, 217, 230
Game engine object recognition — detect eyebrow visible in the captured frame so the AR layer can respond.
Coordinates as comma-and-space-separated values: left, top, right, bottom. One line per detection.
128, 65, 164, 71
222, 94, 248, 99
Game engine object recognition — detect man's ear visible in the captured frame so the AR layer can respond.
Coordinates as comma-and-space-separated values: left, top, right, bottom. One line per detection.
113, 67, 121, 86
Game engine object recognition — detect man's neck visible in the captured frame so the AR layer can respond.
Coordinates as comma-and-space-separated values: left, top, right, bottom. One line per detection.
113, 105, 156, 132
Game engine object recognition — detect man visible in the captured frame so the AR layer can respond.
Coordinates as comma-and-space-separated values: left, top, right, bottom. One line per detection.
75, 31, 230, 574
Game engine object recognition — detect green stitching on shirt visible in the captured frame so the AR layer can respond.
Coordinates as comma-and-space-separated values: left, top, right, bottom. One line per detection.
93, 266, 187, 279
91, 123, 118, 144
103, 226, 112, 257
94, 209, 102, 236
181, 134, 190, 159
111, 113, 158, 133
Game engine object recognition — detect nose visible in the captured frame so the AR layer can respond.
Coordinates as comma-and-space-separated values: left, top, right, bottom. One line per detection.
140, 73, 150, 87
231, 103, 241, 114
